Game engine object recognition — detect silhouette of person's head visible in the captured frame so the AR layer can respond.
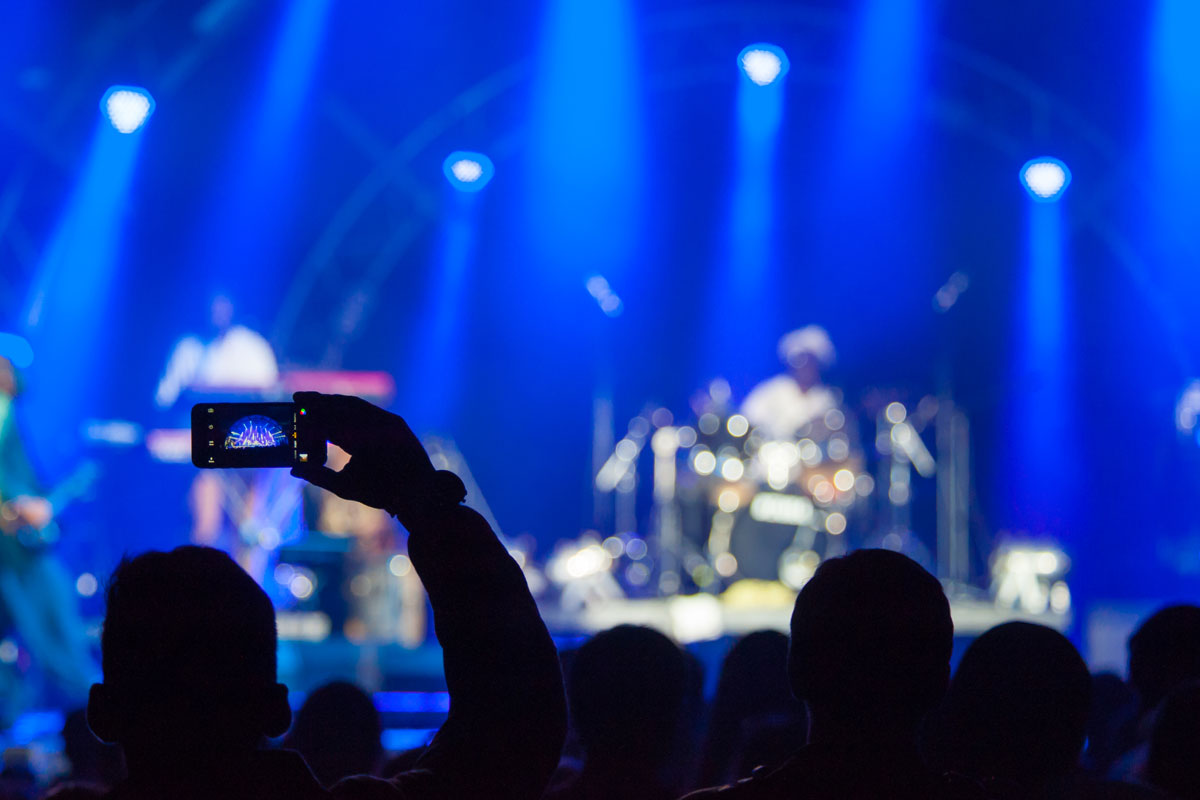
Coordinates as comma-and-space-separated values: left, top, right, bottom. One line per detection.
284, 680, 382, 786
1146, 681, 1200, 800
569, 625, 686, 766
87, 547, 290, 773
1129, 605, 1200, 716
788, 549, 952, 740
701, 630, 806, 785
928, 622, 1090, 791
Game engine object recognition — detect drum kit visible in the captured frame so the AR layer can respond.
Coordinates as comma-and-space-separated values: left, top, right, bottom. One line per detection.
655, 387, 871, 595
581, 378, 962, 601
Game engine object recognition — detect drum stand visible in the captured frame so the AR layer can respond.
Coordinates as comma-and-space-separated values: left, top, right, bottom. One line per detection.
936, 397, 972, 590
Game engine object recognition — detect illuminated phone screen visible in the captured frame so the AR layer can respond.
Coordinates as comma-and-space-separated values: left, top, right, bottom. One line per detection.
191, 403, 325, 468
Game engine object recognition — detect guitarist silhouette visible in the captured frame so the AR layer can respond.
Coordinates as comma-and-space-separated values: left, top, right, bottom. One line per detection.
0, 355, 98, 722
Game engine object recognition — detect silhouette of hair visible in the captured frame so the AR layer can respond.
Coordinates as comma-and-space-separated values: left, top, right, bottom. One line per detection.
568, 625, 687, 762
96, 546, 284, 749
1129, 605, 1200, 715
927, 622, 1090, 789
788, 549, 952, 729
1146, 681, 1200, 799
284, 680, 382, 786
700, 630, 806, 785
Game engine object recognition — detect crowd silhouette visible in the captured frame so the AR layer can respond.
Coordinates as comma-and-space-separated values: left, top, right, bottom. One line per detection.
11, 393, 1200, 799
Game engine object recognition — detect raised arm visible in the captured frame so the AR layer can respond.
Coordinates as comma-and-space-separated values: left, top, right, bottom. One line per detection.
291, 392, 566, 800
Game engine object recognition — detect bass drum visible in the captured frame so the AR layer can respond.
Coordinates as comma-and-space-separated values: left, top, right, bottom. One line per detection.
727, 509, 802, 581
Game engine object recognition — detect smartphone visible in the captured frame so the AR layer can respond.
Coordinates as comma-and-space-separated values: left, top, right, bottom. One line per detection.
191, 402, 326, 468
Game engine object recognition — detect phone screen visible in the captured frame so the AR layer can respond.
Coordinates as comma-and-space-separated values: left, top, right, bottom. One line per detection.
191, 402, 326, 468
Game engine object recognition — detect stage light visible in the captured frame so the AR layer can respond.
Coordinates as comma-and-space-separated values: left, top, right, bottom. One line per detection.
75, 573, 99, 597
101, 86, 155, 134
749, 492, 814, 526
720, 458, 745, 482
388, 554, 411, 577
991, 545, 1070, 613
443, 151, 494, 192
739, 43, 790, 86
1020, 157, 1072, 202
726, 415, 749, 437
714, 553, 738, 577
289, 573, 315, 600
565, 543, 612, 579
692, 448, 716, 476
586, 274, 624, 317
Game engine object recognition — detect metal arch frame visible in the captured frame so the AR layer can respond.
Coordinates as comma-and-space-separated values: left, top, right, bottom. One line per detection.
275, 2, 1172, 375
0, 0, 261, 322
270, 62, 529, 363
0, 2, 1174, 376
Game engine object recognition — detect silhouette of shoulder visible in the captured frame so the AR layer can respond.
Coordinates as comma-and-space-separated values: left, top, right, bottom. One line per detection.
680, 744, 992, 800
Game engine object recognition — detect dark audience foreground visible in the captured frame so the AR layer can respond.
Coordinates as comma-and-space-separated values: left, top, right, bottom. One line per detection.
924, 621, 1092, 799
284, 681, 383, 788
546, 624, 687, 800
86, 392, 567, 800
1146, 681, 1200, 800
698, 630, 806, 788
683, 549, 981, 800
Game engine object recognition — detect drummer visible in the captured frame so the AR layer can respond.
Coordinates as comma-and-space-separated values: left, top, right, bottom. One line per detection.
741, 326, 839, 440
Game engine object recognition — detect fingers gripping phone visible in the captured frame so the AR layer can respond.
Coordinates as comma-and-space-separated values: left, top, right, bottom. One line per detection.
191, 402, 327, 468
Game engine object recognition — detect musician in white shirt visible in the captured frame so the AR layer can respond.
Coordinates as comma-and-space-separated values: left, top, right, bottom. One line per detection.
155, 295, 278, 409
741, 326, 838, 440
154, 296, 287, 583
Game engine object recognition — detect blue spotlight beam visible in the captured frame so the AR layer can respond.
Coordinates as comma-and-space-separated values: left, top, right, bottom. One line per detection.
702, 45, 788, 389
404, 193, 480, 430
22, 117, 146, 474
727, 72, 782, 296
523, 0, 644, 281
190, 0, 332, 317
1005, 198, 1075, 535
841, 0, 926, 142
1148, 0, 1200, 260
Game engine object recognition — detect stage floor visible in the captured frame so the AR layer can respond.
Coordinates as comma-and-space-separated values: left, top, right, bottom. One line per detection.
538, 594, 1071, 644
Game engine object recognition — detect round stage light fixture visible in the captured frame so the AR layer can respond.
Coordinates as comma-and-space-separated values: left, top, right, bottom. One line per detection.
1020, 157, 1071, 202
738, 43, 790, 86
101, 85, 155, 134
443, 151, 495, 192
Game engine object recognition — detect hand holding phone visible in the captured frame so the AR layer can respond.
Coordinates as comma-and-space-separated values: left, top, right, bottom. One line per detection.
287, 391, 436, 514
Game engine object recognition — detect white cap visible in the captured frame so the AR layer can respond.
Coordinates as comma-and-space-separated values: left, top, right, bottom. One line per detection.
777, 326, 835, 367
